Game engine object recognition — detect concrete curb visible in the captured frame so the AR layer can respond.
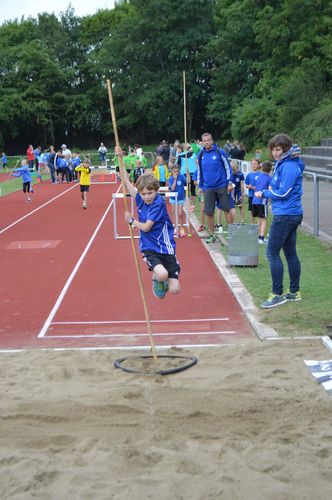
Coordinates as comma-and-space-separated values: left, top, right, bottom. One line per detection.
189, 214, 279, 341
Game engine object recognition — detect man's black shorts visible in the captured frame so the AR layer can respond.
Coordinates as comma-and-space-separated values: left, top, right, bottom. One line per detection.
80, 185, 90, 192
204, 186, 230, 215
143, 251, 181, 280
252, 204, 268, 218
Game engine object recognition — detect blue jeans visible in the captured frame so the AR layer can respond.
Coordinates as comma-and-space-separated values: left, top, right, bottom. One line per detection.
266, 214, 303, 295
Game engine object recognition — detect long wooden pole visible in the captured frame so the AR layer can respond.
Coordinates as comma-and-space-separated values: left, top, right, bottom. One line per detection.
183, 71, 192, 237
106, 79, 158, 366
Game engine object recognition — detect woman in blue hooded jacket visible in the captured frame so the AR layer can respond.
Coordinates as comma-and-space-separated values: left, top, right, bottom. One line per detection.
255, 134, 304, 308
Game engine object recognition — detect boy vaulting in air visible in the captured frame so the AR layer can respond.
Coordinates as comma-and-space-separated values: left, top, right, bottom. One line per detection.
115, 147, 181, 299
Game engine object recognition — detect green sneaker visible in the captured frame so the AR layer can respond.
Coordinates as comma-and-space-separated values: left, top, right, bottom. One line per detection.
152, 276, 166, 299
284, 291, 302, 301
261, 293, 287, 309
206, 234, 217, 244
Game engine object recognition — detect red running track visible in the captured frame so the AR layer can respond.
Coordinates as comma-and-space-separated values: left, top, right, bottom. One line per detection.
0, 179, 254, 350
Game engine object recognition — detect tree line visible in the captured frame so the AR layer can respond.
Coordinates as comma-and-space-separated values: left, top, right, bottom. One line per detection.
0, 0, 331, 154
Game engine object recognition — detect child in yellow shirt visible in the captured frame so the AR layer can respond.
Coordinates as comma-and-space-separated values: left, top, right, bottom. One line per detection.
75, 157, 91, 209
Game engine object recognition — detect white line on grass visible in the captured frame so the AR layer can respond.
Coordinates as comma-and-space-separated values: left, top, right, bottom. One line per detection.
0, 184, 78, 235
38, 186, 121, 338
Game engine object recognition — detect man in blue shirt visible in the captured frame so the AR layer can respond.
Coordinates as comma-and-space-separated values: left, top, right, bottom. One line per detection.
198, 133, 233, 243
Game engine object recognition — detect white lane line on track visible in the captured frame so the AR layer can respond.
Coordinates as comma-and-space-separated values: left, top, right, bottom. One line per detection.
43, 331, 237, 339
51, 317, 230, 325
0, 184, 78, 234
38, 185, 121, 338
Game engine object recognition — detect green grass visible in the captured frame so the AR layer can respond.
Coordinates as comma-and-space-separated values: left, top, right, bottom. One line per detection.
0, 174, 47, 197
194, 198, 332, 337
224, 232, 332, 337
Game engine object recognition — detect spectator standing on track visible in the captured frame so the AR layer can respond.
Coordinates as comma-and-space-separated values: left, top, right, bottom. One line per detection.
38, 150, 47, 174
159, 140, 170, 164
168, 164, 188, 238
34, 146, 41, 171
169, 140, 179, 162
245, 158, 262, 223
197, 132, 233, 243
75, 157, 91, 209
47, 146, 57, 184
176, 143, 198, 209
11, 159, 33, 203
252, 160, 273, 244
132, 159, 145, 183
98, 142, 108, 165
61, 144, 72, 160
71, 152, 81, 182
255, 134, 305, 308
117, 146, 181, 299
26, 145, 35, 171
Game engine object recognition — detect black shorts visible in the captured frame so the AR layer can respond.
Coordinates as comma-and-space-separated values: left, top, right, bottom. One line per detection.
143, 251, 181, 280
23, 181, 31, 193
204, 186, 230, 215
248, 196, 253, 211
252, 204, 268, 218
80, 185, 90, 192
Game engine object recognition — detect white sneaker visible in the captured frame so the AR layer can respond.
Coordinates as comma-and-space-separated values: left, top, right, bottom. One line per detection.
258, 238, 265, 244
218, 225, 223, 234
82, 201, 87, 209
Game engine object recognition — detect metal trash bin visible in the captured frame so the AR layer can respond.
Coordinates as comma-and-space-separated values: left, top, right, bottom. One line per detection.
227, 224, 259, 267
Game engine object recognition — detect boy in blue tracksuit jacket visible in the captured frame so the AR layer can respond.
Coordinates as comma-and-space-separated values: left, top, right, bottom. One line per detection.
197, 133, 233, 242
255, 135, 305, 309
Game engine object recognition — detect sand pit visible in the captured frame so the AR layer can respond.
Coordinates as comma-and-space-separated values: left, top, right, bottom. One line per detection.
0, 339, 331, 499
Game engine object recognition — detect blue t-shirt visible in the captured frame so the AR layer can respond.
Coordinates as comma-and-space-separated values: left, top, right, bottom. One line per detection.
178, 152, 197, 175
168, 174, 186, 202
231, 170, 244, 192
245, 171, 262, 197
135, 192, 176, 255
253, 173, 271, 205
72, 157, 81, 168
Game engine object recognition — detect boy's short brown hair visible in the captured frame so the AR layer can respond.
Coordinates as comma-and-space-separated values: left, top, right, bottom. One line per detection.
268, 133, 292, 152
261, 160, 273, 174
135, 173, 160, 192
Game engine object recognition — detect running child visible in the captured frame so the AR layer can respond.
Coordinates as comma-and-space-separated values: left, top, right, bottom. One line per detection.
1, 152, 8, 171
75, 157, 91, 209
252, 161, 273, 244
116, 147, 181, 299
168, 164, 188, 237
12, 159, 33, 203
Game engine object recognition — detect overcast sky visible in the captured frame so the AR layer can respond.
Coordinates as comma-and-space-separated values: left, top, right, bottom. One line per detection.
0, 0, 116, 25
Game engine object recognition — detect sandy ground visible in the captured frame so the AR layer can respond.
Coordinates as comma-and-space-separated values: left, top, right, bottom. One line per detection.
0, 339, 331, 500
